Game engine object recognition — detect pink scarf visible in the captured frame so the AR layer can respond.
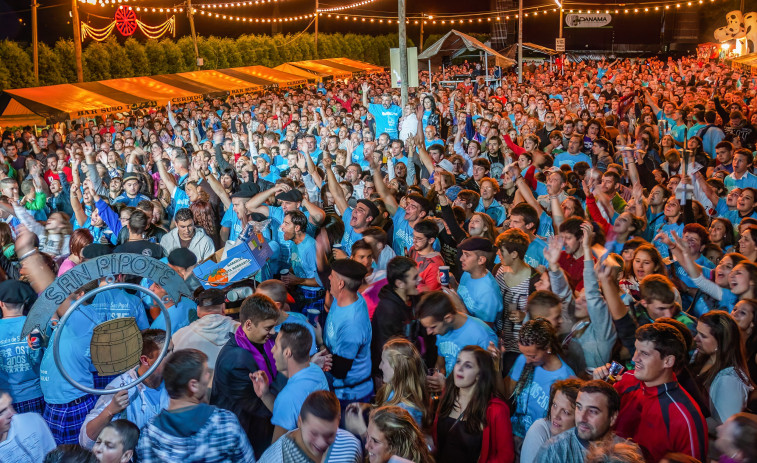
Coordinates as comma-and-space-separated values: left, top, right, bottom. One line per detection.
234, 326, 277, 384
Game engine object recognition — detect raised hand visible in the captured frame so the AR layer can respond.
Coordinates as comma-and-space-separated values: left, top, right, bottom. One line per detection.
249, 370, 270, 398
544, 235, 564, 269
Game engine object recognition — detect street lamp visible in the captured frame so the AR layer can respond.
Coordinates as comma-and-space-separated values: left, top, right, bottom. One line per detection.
555, 0, 563, 73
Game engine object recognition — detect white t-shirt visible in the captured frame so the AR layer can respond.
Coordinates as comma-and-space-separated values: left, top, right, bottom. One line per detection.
0, 413, 56, 463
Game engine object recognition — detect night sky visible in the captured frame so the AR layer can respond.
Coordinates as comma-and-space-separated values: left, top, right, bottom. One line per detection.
0, 0, 737, 50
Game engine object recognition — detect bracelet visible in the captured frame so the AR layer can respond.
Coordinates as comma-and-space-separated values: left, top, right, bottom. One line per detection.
18, 249, 38, 262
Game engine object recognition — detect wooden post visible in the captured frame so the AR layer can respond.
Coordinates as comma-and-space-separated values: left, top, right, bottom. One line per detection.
398, 0, 408, 106
72, 0, 83, 82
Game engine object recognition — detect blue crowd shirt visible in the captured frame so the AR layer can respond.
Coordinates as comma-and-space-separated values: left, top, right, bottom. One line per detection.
340, 207, 363, 256
368, 103, 402, 139
436, 315, 497, 375
391, 207, 415, 257
0, 317, 43, 403
508, 354, 575, 437
525, 237, 549, 269
221, 206, 243, 242
725, 172, 757, 191
457, 272, 503, 323
40, 305, 103, 404
290, 235, 321, 290
113, 193, 151, 208
271, 363, 329, 430
171, 187, 191, 218
537, 211, 554, 238
324, 294, 373, 400
150, 298, 196, 333
90, 288, 150, 330
553, 152, 593, 170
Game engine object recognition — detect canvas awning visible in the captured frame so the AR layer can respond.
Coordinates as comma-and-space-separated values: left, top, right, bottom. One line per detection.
273, 63, 326, 82
417, 29, 516, 67
501, 42, 559, 61
730, 52, 757, 76
325, 58, 385, 74
286, 61, 353, 80
224, 66, 308, 88
0, 59, 356, 126
312, 59, 366, 76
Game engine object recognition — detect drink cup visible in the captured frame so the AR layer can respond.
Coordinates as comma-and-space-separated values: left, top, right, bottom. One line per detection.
439, 266, 450, 286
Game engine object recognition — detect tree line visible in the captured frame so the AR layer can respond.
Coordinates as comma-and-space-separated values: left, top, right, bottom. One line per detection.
0, 31, 492, 92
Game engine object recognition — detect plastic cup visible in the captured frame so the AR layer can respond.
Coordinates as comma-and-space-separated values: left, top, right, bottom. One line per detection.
439, 266, 450, 286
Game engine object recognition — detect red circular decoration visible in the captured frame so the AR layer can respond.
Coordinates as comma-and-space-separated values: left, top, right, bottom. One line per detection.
115, 6, 137, 36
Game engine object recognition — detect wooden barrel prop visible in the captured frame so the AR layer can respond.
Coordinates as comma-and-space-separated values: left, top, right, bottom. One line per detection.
90, 317, 143, 375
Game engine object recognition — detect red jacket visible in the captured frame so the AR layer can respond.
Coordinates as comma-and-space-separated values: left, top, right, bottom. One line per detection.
432, 397, 514, 463
613, 372, 708, 463
479, 397, 515, 463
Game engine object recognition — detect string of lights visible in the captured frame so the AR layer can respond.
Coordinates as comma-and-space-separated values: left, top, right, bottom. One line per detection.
318, 0, 377, 13
195, 0, 284, 8
90, 0, 729, 26
195, 7, 316, 22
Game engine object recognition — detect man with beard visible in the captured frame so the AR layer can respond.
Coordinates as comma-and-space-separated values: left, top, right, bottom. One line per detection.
534, 381, 642, 463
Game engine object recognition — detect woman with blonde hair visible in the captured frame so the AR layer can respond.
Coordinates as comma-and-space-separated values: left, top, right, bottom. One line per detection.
365, 406, 434, 463
374, 338, 430, 428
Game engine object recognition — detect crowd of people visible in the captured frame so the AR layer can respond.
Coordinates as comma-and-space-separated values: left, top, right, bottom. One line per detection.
1, 54, 757, 463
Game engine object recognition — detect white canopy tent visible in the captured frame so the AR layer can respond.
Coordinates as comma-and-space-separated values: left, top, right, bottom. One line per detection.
418, 29, 516, 78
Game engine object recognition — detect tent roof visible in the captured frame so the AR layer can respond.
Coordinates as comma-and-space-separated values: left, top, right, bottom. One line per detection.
226, 66, 308, 88
273, 63, 325, 82
286, 61, 353, 79
0, 63, 313, 126
325, 58, 384, 74
417, 29, 516, 67
501, 42, 559, 60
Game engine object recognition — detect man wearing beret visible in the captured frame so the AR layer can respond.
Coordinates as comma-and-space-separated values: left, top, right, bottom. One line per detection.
320, 259, 373, 407
0, 280, 45, 415
451, 237, 503, 324
322, 155, 378, 257
246, 182, 325, 275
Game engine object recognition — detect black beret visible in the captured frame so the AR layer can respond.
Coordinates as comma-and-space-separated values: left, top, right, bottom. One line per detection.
82, 243, 112, 260
331, 258, 368, 282
168, 248, 198, 269
459, 236, 494, 253
0, 280, 36, 305
275, 189, 303, 203
230, 182, 260, 199
357, 199, 380, 221
250, 212, 268, 222
196, 288, 226, 307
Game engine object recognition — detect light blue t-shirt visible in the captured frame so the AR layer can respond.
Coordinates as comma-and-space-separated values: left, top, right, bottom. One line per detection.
525, 237, 549, 269
670, 123, 687, 144
220, 206, 242, 242
436, 316, 497, 375
387, 389, 424, 426
0, 317, 43, 402
40, 306, 103, 404
271, 363, 329, 430
537, 211, 554, 238
91, 288, 149, 330
150, 298, 196, 333
457, 272, 503, 323
391, 207, 415, 257
171, 187, 191, 218
340, 207, 363, 256
508, 353, 576, 437
725, 172, 757, 191
553, 152, 593, 169
290, 235, 321, 290
368, 103, 403, 139
324, 294, 373, 400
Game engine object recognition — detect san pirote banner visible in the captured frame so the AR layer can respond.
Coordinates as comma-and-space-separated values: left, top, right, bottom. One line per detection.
565, 13, 612, 28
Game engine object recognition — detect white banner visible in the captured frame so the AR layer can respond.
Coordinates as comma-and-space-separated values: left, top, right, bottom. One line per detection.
565, 13, 612, 28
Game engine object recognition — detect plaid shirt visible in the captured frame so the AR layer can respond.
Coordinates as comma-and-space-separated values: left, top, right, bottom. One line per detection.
137, 407, 256, 463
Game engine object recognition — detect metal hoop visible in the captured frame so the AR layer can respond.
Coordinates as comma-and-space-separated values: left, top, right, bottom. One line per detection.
53, 282, 172, 395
